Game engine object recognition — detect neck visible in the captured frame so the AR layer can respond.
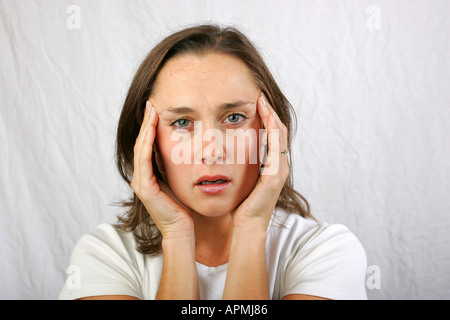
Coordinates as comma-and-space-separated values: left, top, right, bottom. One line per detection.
193, 213, 234, 267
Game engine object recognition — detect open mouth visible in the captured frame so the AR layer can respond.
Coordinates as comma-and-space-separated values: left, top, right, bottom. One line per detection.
195, 175, 231, 195
198, 179, 228, 185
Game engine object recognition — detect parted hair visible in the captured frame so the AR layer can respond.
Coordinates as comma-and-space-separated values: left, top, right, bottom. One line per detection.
115, 24, 312, 255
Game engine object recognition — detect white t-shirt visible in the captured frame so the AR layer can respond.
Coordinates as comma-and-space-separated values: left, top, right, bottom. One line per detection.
58, 208, 367, 300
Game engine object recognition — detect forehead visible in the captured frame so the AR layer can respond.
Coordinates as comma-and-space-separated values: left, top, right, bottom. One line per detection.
150, 52, 259, 111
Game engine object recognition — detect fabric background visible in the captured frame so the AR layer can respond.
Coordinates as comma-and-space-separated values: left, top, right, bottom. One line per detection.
1, 0, 449, 299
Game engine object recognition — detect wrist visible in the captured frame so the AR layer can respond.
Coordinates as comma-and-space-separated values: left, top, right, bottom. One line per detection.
233, 217, 270, 237
224, 221, 269, 300
159, 219, 195, 242
231, 225, 267, 250
162, 232, 195, 251
158, 231, 198, 300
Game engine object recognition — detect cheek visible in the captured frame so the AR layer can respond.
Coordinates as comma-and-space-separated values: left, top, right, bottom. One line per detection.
156, 129, 182, 169
229, 135, 259, 165
158, 129, 194, 168
155, 129, 193, 190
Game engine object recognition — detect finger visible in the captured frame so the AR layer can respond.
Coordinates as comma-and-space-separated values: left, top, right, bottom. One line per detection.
133, 101, 152, 175
266, 112, 278, 163
257, 92, 273, 130
257, 91, 288, 132
257, 92, 274, 160
138, 106, 159, 189
257, 92, 286, 163
271, 112, 288, 154
258, 93, 288, 153
261, 111, 290, 178
136, 101, 154, 154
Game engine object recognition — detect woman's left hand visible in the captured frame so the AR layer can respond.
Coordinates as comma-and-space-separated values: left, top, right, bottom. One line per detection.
232, 92, 290, 232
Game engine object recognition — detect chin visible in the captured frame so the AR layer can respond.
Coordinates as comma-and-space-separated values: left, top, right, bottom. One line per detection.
187, 198, 239, 218
193, 203, 235, 218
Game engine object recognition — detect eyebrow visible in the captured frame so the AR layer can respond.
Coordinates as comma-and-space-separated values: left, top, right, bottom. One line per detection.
163, 101, 254, 115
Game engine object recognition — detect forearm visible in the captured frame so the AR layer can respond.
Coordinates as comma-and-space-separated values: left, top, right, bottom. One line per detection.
222, 227, 269, 300
156, 235, 199, 300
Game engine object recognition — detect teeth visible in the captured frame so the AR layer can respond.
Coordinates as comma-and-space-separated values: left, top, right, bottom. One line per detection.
200, 179, 226, 185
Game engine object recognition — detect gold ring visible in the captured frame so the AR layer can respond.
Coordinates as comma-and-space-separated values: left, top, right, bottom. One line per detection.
280, 150, 288, 156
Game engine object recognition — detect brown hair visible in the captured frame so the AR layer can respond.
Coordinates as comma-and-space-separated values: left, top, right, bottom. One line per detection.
115, 24, 312, 255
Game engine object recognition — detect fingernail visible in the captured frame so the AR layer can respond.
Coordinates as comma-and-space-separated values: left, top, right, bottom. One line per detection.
260, 92, 268, 108
146, 108, 155, 132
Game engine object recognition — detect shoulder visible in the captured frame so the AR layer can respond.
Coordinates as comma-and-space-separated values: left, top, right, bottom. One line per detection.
58, 224, 156, 300
66, 223, 142, 269
73, 223, 137, 255
267, 208, 367, 300
268, 208, 365, 258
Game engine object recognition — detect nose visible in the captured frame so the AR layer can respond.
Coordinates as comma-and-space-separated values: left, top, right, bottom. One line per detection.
193, 120, 225, 165
203, 145, 224, 165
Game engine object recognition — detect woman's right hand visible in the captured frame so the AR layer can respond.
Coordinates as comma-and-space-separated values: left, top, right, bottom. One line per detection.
131, 101, 195, 240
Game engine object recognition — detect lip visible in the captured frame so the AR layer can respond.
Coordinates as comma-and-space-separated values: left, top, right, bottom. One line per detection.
195, 175, 230, 185
195, 175, 231, 195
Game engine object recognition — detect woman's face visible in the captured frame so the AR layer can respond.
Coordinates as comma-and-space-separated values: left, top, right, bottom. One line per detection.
150, 52, 263, 217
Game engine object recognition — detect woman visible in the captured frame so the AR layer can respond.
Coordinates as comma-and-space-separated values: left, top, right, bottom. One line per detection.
59, 24, 367, 300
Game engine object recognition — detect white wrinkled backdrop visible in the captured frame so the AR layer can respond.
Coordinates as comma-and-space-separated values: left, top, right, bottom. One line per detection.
1, 0, 449, 300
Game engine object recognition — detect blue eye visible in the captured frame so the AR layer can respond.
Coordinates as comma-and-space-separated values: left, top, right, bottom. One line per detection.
226, 113, 246, 123
171, 118, 191, 128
